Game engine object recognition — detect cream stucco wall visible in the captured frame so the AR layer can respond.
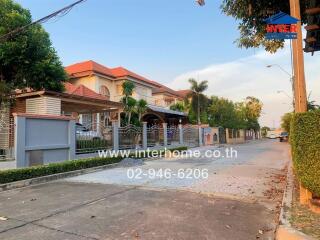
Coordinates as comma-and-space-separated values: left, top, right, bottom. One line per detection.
153, 93, 182, 108
69, 74, 180, 108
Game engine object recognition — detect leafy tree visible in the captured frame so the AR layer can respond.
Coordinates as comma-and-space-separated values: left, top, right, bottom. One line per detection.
239, 96, 263, 130
221, 0, 308, 53
208, 96, 238, 128
281, 112, 293, 133
0, 0, 66, 104
136, 99, 147, 121
187, 79, 209, 125
121, 96, 136, 125
261, 126, 271, 137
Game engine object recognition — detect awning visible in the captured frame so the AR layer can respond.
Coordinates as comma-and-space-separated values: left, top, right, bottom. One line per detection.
147, 105, 187, 116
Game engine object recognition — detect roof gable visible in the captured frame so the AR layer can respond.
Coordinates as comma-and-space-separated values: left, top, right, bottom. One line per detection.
111, 67, 162, 87
64, 82, 107, 100
65, 60, 114, 78
264, 12, 300, 24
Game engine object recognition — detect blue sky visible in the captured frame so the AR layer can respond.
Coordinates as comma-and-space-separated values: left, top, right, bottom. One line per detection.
14, 0, 320, 127
16, 0, 251, 84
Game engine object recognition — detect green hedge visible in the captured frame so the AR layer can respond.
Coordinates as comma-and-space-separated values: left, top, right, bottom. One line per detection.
0, 156, 123, 184
290, 111, 320, 196
0, 146, 188, 184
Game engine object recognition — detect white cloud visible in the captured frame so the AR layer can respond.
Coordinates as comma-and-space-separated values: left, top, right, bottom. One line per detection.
168, 43, 320, 128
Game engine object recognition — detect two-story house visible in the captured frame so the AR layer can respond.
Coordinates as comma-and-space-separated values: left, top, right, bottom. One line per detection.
65, 60, 187, 127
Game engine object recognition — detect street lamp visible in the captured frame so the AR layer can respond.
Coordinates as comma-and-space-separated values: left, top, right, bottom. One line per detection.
266, 64, 292, 77
267, 64, 295, 108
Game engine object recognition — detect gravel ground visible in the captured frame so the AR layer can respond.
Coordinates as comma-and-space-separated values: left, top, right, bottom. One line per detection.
67, 139, 289, 204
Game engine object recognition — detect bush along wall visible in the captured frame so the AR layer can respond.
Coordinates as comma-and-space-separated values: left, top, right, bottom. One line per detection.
290, 111, 320, 197
0, 156, 123, 184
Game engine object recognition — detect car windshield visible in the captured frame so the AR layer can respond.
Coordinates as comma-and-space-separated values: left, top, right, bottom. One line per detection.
281, 132, 288, 136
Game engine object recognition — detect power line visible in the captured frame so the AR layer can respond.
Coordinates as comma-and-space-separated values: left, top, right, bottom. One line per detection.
0, 0, 87, 42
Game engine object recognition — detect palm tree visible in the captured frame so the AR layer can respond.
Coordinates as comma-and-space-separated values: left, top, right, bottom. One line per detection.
122, 81, 135, 105
121, 97, 137, 125
188, 79, 208, 125
121, 81, 136, 125
136, 99, 148, 121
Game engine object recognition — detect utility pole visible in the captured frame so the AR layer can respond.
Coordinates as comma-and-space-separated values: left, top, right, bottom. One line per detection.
290, 0, 308, 113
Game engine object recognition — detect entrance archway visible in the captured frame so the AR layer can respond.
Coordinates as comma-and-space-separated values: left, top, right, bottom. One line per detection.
142, 113, 165, 126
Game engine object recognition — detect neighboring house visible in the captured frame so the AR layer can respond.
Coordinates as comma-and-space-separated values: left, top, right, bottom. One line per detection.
152, 85, 184, 108
65, 60, 187, 126
11, 83, 122, 129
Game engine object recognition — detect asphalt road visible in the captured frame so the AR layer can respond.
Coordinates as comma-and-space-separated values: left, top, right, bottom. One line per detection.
0, 139, 289, 240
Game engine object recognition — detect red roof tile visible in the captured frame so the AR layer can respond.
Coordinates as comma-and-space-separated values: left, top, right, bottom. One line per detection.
110, 67, 161, 87
152, 85, 184, 99
65, 61, 162, 88
65, 60, 114, 78
64, 82, 107, 101
176, 89, 192, 97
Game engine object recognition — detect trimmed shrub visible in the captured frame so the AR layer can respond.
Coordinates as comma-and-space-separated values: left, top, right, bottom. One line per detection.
0, 156, 123, 184
290, 111, 320, 196
0, 146, 188, 184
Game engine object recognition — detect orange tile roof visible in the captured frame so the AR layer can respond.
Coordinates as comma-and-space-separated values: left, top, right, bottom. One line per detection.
176, 89, 192, 97
65, 60, 162, 87
152, 85, 184, 99
110, 67, 162, 87
64, 82, 107, 101
65, 60, 115, 78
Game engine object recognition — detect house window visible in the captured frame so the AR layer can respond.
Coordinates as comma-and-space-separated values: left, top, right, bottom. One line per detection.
116, 85, 123, 95
99, 85, 110, 100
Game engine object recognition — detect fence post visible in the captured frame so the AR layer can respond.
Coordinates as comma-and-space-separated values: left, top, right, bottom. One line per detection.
226, 128, 229, 144
179, 124, 183, 145
163, 123, 167, 146
68, 119, 76, 160
14, 114, 26, 168
142, 122, 147, 149
112, 121, 119, 150
198, 125, 203, 146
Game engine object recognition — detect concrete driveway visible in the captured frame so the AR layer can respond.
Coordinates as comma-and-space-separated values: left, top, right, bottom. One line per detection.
0, 139, 289, 240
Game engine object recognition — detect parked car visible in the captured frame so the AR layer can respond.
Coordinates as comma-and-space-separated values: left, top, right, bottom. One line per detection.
76, 123, 101, 140
267, 133, 278, 139
279, 132, 289, 142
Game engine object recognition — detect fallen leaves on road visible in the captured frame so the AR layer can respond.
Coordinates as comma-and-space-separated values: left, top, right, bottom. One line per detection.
225, 224, 232, 229
0, 216, 8, 221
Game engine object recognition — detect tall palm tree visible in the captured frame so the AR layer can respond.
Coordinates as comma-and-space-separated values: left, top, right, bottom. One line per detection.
121, 81, 136, 125
122, 81, 135, 105
187, 79, 208, 125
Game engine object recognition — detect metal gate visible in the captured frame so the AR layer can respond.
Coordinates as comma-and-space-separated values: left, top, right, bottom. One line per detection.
147, 125, 164, 147
183, 124, 199, 147
218, 127, 226, 144
76, 122, 113, 154
0, 107, 15, 161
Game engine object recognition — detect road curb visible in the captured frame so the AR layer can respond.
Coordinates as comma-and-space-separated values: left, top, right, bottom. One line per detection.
276, 154, 316, 240
0, 162, 121, 192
